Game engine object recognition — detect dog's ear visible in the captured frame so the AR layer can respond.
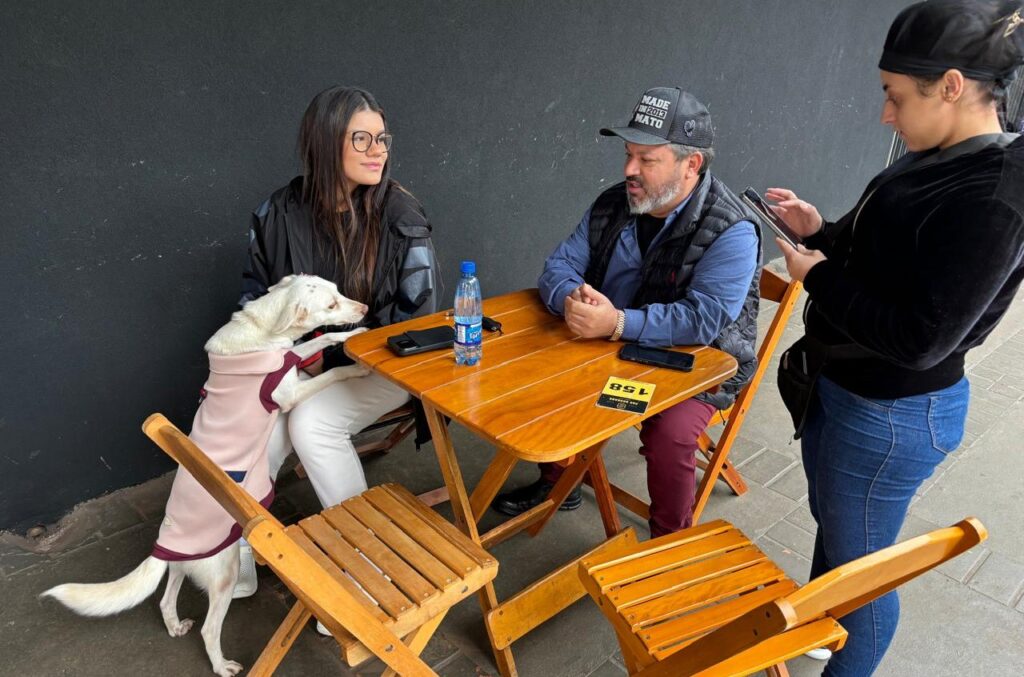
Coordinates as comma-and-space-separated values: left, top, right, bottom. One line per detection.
271, 299, 310, 335
267, 275, 297, 293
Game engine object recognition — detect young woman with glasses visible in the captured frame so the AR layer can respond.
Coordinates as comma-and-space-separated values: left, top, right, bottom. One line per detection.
769, 1, 1024, 674
234, 86, 438, 602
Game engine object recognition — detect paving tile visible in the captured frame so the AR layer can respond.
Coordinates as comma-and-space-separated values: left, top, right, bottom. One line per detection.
967, 373, 995, 390
964, 415, 994, 438
988, 380, 1024, 401
967, 551, 1024, 605
437, 654, 497, 676
883, 573, 1024, 675
719, 436, 765, 466
784, 503, 818, 535
937, 546, 988, 584
912, 400, 1024, 562
586, 660, 628, 677
736, 448, 797, 486
755, 536, 811, 584
421, 633, 462, 670
968, 364, 1005, 382
765, 520, 816, 559
765, 463, 808, 502
0, 540, 47, 577
704, 481, 799, 539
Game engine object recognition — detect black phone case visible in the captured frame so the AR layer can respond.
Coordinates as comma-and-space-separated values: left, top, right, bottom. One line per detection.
387, 326, 455, 356
741, 189, 802, 248
618, 345, 695, 372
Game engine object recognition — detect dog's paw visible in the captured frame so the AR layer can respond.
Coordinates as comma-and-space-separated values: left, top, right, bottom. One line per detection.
321, 331, 349, 344
345, 365, 371, 379
167, 618, 194, 637
213, 660, 243, 677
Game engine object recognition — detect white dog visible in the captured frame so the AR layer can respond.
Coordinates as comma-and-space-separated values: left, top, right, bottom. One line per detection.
42, 274, 369, 676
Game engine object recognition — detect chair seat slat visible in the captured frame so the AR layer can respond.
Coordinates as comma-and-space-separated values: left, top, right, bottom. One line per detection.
342, 495, 460, 591
625, 560, 786, 629
583, 520, 734, 575
610, 545, 768, 610
300, 515, 415, 620
364, 486, 479, 577
284, 525, 390, 623
594, 529, 752, 592
640, 579, 800, 653
321, 505, 439, 605
381, 484, 496, 568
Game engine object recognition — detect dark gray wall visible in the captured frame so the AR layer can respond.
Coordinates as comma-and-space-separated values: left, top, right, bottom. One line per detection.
1, 0, 905, 532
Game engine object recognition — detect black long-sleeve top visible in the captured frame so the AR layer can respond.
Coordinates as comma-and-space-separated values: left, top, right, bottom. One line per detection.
802, 135, 1024, 399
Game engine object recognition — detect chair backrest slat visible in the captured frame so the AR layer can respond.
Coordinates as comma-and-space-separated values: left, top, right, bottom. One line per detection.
784, 518, 987, 623
142, 413, 272, 530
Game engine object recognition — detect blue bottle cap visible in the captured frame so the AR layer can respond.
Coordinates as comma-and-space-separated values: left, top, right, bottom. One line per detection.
460, 260, 476, 275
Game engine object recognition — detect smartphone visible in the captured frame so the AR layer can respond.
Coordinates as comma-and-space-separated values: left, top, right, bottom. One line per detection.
387, 325, 455, 356
619, 344, 695, 372
741, 187, 803, 249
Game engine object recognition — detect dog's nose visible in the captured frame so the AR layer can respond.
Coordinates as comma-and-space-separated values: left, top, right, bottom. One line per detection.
359, 303, 369, 315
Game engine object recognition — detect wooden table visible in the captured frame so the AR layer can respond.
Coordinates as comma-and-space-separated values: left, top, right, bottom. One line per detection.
345, 289, 737, 676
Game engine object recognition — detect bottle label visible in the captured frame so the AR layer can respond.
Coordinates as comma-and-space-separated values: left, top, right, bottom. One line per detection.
456, 322, 482, 345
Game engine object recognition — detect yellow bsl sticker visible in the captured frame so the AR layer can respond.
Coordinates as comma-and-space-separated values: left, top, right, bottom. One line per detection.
596, 376, 656, 414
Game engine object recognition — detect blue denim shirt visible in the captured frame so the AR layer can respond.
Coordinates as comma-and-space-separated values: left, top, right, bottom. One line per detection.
538, 194, 758, 346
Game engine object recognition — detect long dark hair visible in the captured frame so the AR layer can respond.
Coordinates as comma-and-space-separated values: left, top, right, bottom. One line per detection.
298, 86, 391, 304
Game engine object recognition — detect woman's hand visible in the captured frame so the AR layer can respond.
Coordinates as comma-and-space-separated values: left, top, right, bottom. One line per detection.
765, 188, 824, 238
777, 238, 827, 283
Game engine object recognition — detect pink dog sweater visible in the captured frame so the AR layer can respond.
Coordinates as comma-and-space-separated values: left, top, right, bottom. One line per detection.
152, 349, 301, 561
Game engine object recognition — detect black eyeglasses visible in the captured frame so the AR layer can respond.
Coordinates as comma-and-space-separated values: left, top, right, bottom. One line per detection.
351, 131, 393, 153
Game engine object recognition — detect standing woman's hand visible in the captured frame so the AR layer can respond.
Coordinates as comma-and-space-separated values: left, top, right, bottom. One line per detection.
765, 188, 824, 238
777, 239, 827, 283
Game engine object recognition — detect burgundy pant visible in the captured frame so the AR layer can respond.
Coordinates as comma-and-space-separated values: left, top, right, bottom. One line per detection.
540, 398, 717, 538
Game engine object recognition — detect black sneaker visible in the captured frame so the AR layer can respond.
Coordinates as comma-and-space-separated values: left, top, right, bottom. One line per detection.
491, 479, 582, 516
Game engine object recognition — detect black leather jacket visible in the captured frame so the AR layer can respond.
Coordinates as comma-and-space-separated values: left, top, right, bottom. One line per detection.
241, 176, 439, 330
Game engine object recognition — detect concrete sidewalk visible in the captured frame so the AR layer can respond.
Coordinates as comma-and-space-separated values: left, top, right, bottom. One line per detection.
3, 281, 1023, 676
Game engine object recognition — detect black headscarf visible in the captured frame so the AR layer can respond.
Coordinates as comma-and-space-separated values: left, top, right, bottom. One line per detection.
879, 0, 1024, 87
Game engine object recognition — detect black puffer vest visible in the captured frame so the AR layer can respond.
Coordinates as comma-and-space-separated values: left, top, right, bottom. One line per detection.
584, 175, 763, 409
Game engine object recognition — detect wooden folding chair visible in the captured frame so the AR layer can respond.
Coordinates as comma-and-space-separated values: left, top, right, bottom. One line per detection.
593, 268, 802, 525
351, 402, 417, 457
142, 413, 498, 677
578, 517, 986, 676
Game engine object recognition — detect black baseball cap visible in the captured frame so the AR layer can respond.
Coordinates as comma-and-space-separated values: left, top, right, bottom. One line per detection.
600, 87, 714, 148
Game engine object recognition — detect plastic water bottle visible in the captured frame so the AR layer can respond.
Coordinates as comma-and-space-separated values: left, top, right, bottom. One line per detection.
454, 260, 483, 365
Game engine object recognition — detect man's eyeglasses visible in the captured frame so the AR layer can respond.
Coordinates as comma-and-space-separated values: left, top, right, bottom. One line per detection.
351, 131, 393, 153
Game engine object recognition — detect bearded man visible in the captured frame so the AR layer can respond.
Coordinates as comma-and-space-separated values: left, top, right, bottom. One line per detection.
492, 87, 762, 537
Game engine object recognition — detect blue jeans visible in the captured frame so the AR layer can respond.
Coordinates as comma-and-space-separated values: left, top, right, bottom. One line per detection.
802, 375, 969, 676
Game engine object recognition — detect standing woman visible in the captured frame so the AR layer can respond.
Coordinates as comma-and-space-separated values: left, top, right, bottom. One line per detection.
770, 1, 1024, 674
235, 87, 438, 594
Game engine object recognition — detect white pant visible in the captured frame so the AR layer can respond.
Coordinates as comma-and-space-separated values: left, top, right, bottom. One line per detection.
267, 371, 410, 508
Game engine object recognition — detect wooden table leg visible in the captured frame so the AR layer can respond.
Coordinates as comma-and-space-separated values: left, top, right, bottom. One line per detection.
469, 448, 519, 524
423, 404, 517, 677
527, 442, 607, 537
585, 451, 621, 537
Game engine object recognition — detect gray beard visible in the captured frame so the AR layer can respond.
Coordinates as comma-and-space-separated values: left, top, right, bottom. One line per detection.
627, 178, 683, 215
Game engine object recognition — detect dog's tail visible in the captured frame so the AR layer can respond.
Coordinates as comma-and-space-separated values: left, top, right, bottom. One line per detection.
41, 556, 168, 616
